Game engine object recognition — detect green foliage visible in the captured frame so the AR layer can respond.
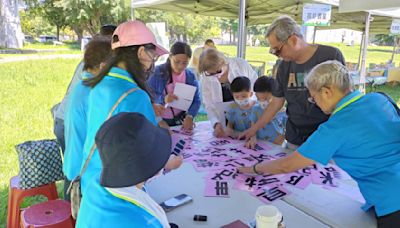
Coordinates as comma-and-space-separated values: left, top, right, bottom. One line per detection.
55, 0, 126, 35
373, 34, 399, 46
19, 10, 56, 37
135, 9, 221, 44
0, 58, 81, 226
23, 0, 67, 39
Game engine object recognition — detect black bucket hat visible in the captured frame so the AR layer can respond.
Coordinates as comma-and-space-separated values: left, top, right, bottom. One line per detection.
95, 112, 171, 188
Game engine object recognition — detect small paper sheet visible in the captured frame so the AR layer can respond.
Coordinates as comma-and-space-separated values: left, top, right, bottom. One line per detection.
168, 83, 196, 111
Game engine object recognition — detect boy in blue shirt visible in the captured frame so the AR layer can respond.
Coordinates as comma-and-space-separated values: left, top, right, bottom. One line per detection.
248, 76, 286, 147
225, 77, 255, 138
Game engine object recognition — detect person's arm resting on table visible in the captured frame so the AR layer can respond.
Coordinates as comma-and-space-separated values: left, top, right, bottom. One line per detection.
238, 151, 314, 175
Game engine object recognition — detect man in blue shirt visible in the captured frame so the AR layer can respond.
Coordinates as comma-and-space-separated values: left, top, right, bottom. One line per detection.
238, 61, 400, 227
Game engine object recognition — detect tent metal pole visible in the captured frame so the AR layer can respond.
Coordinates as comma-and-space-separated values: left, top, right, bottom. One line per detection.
130, 0, 136, 20
312, 26, 317, 44
359, 12, 371, 94
237, 0, 247, 58
357, 33, 364, 71
390, 36, 398, 63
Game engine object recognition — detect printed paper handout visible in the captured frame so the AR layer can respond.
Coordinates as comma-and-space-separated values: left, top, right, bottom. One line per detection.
168, 83, 196, 111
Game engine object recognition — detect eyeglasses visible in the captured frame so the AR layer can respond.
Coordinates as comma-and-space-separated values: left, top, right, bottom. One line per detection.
171, 57, 189, 67
204, 69, 222, 77
269, 36, 290, 57
269, 41, 287, 57
204, 63, 226, 76
307, 96, 316, 104
145, 49, 159, 62
308, 87, 326, 104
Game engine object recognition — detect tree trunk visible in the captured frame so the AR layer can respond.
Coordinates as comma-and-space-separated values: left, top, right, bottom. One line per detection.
0, 0, 23, 48
169, 28, 175, 43
72, 25, 83, 44
390, 36, 399, 63
229, 28, 232, 44
182, 33, 188, 43
56, 25, 60, 41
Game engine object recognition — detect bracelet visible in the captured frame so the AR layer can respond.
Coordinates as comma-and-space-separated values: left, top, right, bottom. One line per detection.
213, 122, 219, 129
253, 163, 262, 175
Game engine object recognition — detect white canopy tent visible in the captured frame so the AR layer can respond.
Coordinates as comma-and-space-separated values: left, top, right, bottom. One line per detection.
339, 0, 400, 92
132, 0, 397, 56
132, 0, 399, 92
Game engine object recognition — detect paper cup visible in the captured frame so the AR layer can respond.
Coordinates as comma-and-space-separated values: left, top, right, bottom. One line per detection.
255, 205, 282, 228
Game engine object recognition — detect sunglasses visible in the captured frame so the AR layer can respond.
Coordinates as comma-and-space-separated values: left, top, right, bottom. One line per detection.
269, 36, 291, 57
204, 69, 222, 77
269, 41, 286, 57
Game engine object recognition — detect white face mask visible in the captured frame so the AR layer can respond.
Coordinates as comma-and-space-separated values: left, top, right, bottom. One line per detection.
235, 98, 251, 107
259, 100, 270, 109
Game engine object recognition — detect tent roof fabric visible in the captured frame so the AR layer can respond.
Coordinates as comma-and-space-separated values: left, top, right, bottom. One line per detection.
132, 0, 398, 34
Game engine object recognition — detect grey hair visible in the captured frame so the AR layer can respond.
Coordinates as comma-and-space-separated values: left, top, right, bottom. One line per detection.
305, 60, 354, 92
199, 48, 226, 73
266, 15, 303, 42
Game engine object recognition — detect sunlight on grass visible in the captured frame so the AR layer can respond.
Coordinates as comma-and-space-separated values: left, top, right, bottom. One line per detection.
0, 59, 80, 225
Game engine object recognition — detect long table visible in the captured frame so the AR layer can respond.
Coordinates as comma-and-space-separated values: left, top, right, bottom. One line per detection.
146, 123, 376, 228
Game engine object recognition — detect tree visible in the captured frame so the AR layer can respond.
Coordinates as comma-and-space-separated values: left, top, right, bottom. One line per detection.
218, 18, 238, 44
56, 0, 125, 41
42, 0, 67, 40
373, 34, 398, 46
25, 0, 68, 40
136, 9, 221, 44
20, 10, 56, 37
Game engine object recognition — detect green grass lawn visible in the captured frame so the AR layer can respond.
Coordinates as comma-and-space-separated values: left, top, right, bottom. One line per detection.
217, 43, 400, 73
0, 42, 82, 59
22, 42, 80, 50
0, 59, 80, 227
0, 44, 399, 227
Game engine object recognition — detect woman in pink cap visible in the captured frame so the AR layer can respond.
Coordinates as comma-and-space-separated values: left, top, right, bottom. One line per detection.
77, 20, 183, 203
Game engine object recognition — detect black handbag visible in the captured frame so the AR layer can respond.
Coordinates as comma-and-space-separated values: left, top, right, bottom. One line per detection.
15, 139, 63, 189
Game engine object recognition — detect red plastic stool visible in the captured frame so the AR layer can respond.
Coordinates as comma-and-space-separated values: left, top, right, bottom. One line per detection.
20, 200, 74, 228
7, 176, 59, 228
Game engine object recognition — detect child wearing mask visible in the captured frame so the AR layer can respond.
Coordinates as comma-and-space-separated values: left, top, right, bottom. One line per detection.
248, 76, 286, 148
225, 77, 256, 138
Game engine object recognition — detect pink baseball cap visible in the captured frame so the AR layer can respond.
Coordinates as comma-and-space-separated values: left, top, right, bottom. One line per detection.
111, 20, 169, 56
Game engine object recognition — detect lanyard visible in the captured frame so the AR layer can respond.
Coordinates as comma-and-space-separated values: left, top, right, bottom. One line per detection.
108, 72, 135, 84
105, 188, 156, 218
332, 94, 363, 115
81, 72, 92, 81
105, 186, 170, 228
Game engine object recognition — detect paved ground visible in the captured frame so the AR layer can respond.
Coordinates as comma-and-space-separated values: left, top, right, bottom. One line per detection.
0, 53, 81, 63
